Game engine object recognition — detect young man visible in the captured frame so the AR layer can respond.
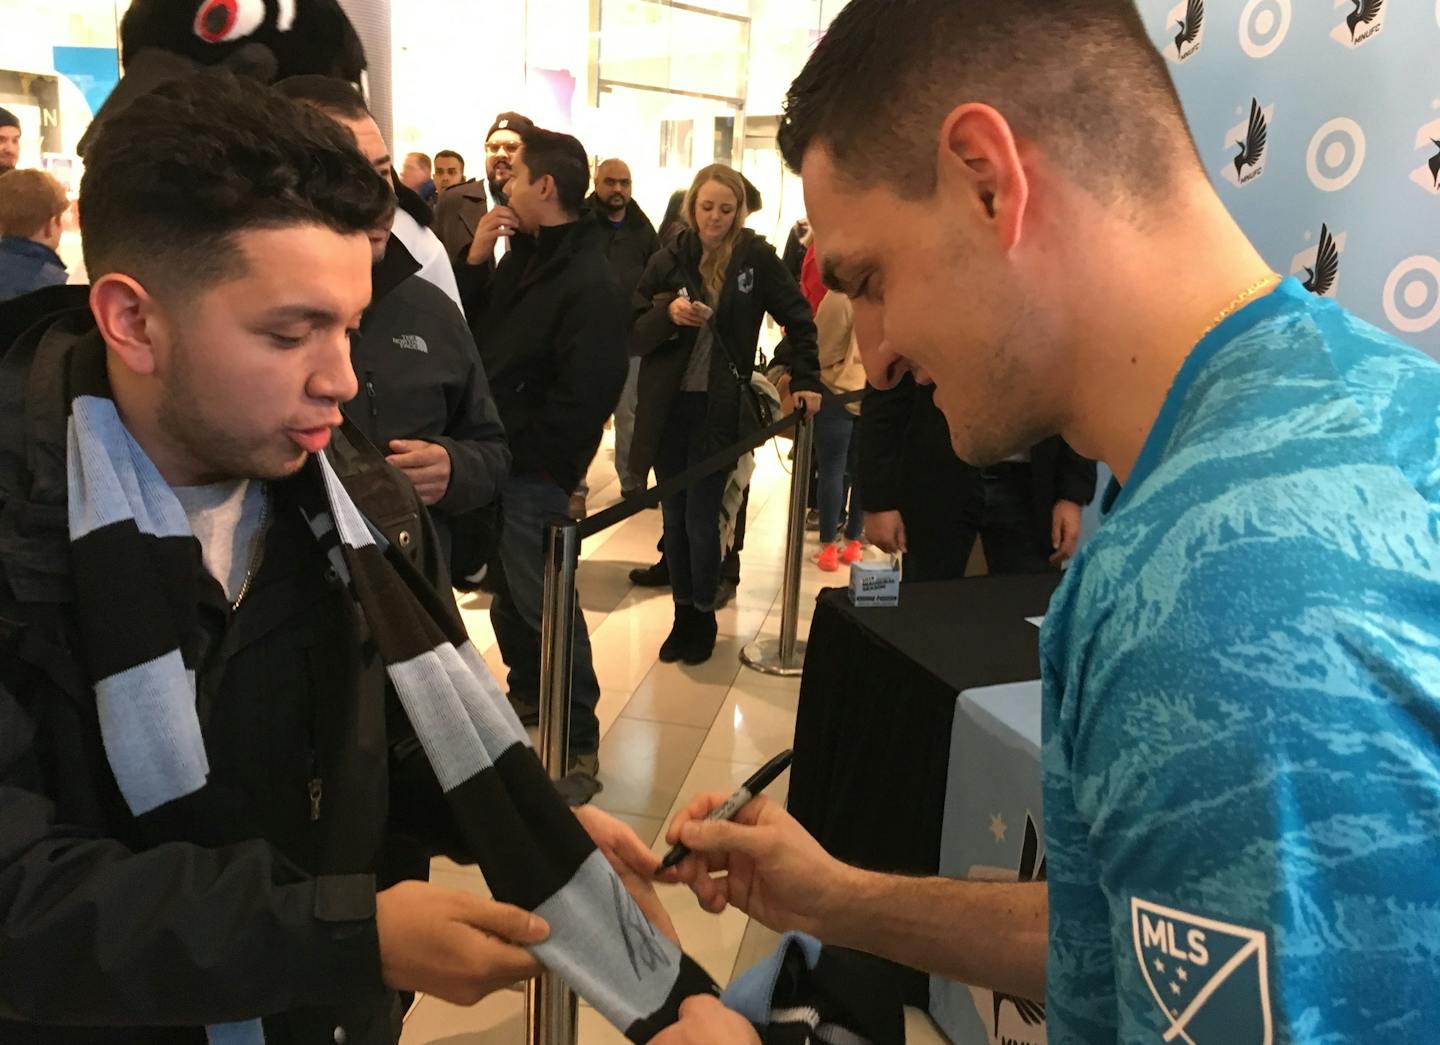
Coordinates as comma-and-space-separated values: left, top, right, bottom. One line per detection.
0, 73, 672, 1044
0, 107, 18, 175
587, 157, 660, 497
472, 126, 629, 805
658, 0, 1440, 1041
433, 148, 467, 194
0, 168, 69, 302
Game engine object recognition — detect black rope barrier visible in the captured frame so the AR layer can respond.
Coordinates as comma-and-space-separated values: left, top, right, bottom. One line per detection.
577, 387, 866, 541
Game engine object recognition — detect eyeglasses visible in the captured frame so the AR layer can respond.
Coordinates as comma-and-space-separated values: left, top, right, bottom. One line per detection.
485, 142, 522, 156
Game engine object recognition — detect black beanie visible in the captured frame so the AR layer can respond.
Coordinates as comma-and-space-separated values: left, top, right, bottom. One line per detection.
0, 107, 17, 130
486, 112, 534, 141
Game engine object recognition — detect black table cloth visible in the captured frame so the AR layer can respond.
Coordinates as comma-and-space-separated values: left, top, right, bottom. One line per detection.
786, 574, 1061, 1004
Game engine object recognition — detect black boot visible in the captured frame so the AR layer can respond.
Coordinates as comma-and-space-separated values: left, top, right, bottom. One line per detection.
629, 555, 670, 588
659, 604, 694, 663
680, 609, 718, 665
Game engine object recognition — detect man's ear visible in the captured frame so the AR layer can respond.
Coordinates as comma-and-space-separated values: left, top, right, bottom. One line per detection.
90, 274, 163, 377
935, 103, 1030, 252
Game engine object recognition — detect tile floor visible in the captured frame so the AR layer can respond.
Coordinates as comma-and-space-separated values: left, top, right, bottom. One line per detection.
403, 432, 947, 1044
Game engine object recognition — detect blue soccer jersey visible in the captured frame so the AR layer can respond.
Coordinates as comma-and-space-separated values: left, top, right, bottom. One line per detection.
1040, 278, 1440, 1043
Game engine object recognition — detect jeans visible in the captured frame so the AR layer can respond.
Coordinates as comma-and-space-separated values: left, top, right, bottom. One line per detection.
613, 356, 643, 493
961, 466, 1053, 575
490, 475, 600, 754
655, 392, 729, 612
814, 396, 863, 543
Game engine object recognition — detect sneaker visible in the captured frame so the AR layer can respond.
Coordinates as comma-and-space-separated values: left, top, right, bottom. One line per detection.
805, 508, 820, 532
554, 752, 602, 806
510, 694, 540, 727
680, 609, 718, 665
629, 558, 670, 587
659, 605, 694, 663
841, 539, 864, 565
815, 542, 841, 572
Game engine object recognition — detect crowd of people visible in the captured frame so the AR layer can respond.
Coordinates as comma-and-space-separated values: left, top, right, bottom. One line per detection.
1, 0, 1436, 1039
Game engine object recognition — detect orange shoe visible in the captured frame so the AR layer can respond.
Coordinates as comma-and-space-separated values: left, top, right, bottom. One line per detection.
816, 542, 841, 572
841, 539, 864, 565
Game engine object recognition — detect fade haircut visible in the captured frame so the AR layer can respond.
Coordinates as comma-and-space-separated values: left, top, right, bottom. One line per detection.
517, 127, 590, 217
273, 74, 372, 122
778, 0, 1200, 204
80, 72, 392, 297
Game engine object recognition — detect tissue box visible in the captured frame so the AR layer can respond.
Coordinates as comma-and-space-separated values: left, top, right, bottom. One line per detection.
930, 680, 1047, 1045
848, 559, 901, 607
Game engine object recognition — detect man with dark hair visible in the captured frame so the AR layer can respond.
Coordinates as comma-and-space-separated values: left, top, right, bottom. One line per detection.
435, 111, 536, 286
587, 158, 659, 497
473, 125, 629, 805
659, 0, 1440, 1041
0, 107, 18, 175
0, 73, 670, 1043
275, 75, 463, 314
433, 148, 466, 193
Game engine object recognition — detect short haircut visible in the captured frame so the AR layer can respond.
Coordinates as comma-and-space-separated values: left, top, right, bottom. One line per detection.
79, 72, 393, 296
778, 0, 1198, 204
406, 151, 432, 174
0, 169, 68, 239
273, 74, 371, 121
517, 127, 590, 216
436, 148, 465, 171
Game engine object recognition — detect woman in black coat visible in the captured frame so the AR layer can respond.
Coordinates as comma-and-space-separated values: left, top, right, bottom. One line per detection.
631, 164, 822, 664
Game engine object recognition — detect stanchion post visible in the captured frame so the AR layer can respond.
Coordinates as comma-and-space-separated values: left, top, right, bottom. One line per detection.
741, 410, 814, 676
527, 518, 580, 1045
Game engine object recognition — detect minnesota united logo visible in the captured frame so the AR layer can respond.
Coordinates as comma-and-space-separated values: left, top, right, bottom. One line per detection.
1332, 0, 1386, 47
1407, 118, 1440, 195
1291, 223, 1344, 298
967, 814, 1047, 1045
1223, 99, 1271, 188
1132, 898, 1273, 1045
1167, 0, 1204, 62
737, 267, 755, 294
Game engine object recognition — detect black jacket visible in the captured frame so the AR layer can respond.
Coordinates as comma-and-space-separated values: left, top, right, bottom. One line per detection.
0, 306, 472, 1044
347, 236, 510, 563
471, 220, 629, 493
584, 194, 659, 295
858, 375, 1096, 570
630, 228, 822, 477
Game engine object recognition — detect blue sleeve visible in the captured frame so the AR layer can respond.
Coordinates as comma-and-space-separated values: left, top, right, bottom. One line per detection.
1047, 533, 1440, 1044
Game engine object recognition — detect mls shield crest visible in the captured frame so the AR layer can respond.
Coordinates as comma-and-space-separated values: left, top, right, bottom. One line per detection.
1130, 898, 1272, 1045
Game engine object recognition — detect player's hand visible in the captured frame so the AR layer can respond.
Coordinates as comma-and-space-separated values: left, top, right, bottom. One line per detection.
386, 440, 452, 505
1049, 499, 1083, 566
863, 510, 907, 555
648, 995, 760, 1045
574, 805, 680, 946
467, 206, 520, 264
375, 881, 548, 1006
659, 791, 849, 936
669, 297, 706, 327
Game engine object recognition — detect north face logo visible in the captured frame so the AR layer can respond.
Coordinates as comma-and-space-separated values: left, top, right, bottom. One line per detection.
393, 334, 428, 354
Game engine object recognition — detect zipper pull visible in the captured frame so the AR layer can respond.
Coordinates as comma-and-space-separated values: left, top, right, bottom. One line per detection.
365, 378, 378, 420
308, 777, 323, 822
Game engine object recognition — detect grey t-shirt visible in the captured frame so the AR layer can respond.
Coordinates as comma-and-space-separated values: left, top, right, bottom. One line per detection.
681, 322, 716, 392
172, 479, 267, 601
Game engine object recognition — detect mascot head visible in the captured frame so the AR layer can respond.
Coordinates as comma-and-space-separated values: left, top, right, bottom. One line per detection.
80, 0, 366, 154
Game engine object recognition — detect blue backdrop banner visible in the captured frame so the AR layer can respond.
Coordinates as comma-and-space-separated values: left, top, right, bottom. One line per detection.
1142, 0, 1440, 358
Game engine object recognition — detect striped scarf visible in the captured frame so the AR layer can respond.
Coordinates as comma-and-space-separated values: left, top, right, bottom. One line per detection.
61, 341, 717, 1043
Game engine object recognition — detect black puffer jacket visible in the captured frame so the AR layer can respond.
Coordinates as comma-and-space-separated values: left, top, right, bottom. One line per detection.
0, 305, 471, 1044
630, 227, 821, 476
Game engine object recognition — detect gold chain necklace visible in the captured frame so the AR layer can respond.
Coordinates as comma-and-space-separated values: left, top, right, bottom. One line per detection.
230, 483, 271, 612
1193, 273, 1282, 348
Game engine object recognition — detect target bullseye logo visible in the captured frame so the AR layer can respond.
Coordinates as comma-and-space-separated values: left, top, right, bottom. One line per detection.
1383, 256, 1440, 334
1239, 0, 1292, 58
1306, 118, 1366, 192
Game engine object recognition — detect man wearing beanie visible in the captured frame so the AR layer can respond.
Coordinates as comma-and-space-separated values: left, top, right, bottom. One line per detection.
0, 108, 20, 175
435, 111, 535, 284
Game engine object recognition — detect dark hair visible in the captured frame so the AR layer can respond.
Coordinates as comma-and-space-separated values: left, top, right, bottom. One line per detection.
778, 0, 1197, 203
273, 74, 371, 121
79, 72, 393, 294
0, 107, 17, 130
517, 127, 590, 217
436, 148, 465, 172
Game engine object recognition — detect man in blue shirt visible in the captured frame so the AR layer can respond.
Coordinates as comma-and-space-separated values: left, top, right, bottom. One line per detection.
0, 168, 68, 303
651, 0, 1440, 1041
